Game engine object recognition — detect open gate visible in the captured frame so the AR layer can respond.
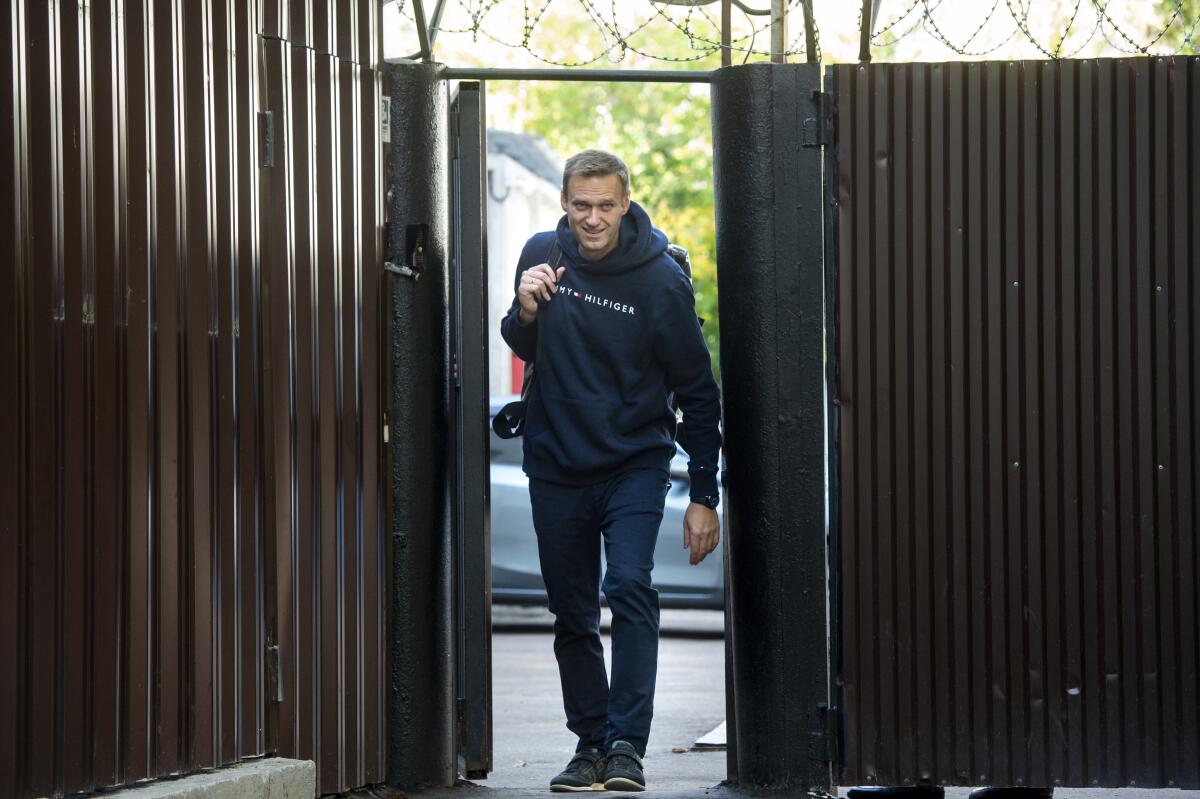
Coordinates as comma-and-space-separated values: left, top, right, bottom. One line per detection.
827, 57, 1199, 789
449, 80, 494, 781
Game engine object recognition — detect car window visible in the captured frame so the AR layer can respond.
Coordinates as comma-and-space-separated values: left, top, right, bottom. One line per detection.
490, 428, 523, 465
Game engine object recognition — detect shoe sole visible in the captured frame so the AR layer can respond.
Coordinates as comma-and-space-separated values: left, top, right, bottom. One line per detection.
603, 777, 645, 792
550, 783, 606, 792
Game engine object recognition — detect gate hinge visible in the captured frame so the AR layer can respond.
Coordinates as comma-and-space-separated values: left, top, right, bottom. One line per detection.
258, 111, 275, 167
802, 90, 836, 149
810, 702, 840, 762
266, 643, 283, 704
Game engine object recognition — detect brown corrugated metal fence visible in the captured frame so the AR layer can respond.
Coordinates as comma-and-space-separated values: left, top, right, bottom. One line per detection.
830, 57, 1198, 789
1, 2, 386, 797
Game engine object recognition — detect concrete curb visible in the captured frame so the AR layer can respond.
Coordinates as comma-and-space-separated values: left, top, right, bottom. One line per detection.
71, 758, 316, 799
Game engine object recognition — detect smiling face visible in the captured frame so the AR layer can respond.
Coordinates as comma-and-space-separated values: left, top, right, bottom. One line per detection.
560, 173, 631, 262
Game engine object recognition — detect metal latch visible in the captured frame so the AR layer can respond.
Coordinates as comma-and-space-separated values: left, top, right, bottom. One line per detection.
801, 90, 835, 149
383, 260, 419, 278
384, 223, 428, 279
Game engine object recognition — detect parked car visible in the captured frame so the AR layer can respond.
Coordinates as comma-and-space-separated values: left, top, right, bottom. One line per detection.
490, 397, 725, 609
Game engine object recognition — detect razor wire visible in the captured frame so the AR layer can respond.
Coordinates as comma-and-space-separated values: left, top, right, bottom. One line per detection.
870, 0, 1200, 58
394, 0, 818, 65
391, 0, 1200, 65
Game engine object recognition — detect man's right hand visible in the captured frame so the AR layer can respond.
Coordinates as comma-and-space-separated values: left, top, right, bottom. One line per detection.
517, 264, 566, 324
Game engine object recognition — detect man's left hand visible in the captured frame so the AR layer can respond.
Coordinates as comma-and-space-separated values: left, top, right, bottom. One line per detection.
683, 503, 720, 565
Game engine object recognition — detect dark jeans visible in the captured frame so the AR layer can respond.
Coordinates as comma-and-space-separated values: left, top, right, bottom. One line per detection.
529, 467, 670, 758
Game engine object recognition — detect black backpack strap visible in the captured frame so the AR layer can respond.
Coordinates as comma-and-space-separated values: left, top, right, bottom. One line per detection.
545, 240, 563, 270
498, 239, 564, 439
519, 239, 563, 401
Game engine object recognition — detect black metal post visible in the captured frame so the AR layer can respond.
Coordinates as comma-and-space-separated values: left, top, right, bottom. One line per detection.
711, 63, 832, 791
770, 0, 787, 63
859, 0, 873, 62
721, 0, 732, 67
802, 0, 818, 63
412, 0, 433, 62
429, 0, 448, 50
385, 61, 456, 790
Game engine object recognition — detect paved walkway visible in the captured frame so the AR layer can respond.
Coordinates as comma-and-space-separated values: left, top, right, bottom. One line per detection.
478, 612, 729, 798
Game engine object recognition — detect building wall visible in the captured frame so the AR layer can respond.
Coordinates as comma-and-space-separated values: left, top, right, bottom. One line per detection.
485, 151, 563, 396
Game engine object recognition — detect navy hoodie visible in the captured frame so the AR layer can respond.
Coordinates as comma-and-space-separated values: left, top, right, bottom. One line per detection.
500, 201, 722, 503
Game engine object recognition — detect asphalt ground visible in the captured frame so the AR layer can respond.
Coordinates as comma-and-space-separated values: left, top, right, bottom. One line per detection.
396, 609, 1194, 799
482, 608, 730, 797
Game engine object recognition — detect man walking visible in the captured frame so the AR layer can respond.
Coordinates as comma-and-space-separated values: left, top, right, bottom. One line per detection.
500, 150, 722, 792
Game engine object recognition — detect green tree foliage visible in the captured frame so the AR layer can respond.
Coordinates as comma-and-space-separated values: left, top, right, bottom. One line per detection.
1159, 0, 1200, 53
498, 16, 725, 377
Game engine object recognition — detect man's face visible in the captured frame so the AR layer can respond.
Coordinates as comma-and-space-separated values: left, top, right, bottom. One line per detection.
560, 173, 631, 262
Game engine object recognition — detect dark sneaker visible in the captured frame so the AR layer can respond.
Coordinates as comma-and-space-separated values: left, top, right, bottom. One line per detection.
602, 740, 645, 792
847, 788, 945, 799
969, 789, 1053, 799
550, 748, 607, 792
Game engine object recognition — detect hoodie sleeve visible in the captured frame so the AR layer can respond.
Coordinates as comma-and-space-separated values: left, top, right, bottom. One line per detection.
499, 238, 543, 362
653, 275, 722, 505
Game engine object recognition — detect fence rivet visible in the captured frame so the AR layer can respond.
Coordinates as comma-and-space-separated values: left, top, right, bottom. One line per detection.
1158, 464, 1165, 471
1157, 285, 1163, 292
1012, 461, 1020, 469
1012, 280, 1019, 287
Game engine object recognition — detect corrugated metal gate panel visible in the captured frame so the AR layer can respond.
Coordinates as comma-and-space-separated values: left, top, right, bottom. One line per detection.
259, 34, 386, 799
831, 57, 1199, 789
1, 2, 385, 797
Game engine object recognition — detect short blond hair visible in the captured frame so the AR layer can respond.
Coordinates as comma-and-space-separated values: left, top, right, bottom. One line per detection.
562, 149, 631, 197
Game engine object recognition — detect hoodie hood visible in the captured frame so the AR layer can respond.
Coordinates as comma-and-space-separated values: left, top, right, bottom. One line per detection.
556, 200, 669, 275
